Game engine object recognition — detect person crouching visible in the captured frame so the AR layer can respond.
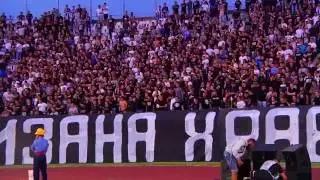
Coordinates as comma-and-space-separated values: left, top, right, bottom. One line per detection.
223, 138, 256, 180
252, 159, 288, 180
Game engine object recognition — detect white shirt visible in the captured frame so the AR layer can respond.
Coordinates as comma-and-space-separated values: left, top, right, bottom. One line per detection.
60, 85, 68, 92
135, 72, 144, 83
239, 56, 249, 64
85, 42, 91, 51
123, 37, 130, 44
3, 91, 14, 102
233, 63, 239, 69
38, 102, 48, 113
314, 75, 320, 83
281, 23, 288, 29
22, 19, 28, 26
260, 160, 280, 179
5, 42, 12, 50
285, 35, 294, 42
268, 34, 275, 42
284, 49, 293, 60
237, 100, 246, 109
74, 36, 80, 44
128, 40, 137, 47
69, 107, 79, 115
96, 8, 103, 16
309, 42, 317, 49
27, 77, 34, 84
17, 27, 25, 36
206, 48, 215, 56
152, 90, 161, 101
213, 48, 220, 55
128, 57, 136, 68
295, 28, 304, 38
170, 98, 178, 110
103, 6, 109, 15
277, 50, 285, 56
50, 112, 59, 116
16, 43, 23, 52
183, 75, 191, 82
17, 86, 24, 95
254, 69, 260, 75
202, 4, 210, 12
186, 67, 192, 74
218, 40, 225, 47
312, 15, 319, 25
101, 25, 109, 35
225, 139, 248, 159
23, 44, 30, 49
202, 59, 209, 69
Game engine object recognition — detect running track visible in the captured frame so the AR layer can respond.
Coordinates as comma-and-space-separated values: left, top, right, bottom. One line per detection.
1, 166, 320, 180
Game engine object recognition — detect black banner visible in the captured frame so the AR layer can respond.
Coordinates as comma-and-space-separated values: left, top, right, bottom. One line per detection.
1, 106, 320, 165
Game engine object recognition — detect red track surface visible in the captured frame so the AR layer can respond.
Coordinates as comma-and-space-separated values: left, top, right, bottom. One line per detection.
0, 166, 320, 180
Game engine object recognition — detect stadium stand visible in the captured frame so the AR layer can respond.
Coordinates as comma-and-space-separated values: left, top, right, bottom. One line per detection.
0, 0, 319, 117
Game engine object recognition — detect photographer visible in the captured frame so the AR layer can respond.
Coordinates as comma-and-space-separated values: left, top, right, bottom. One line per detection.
253, 159, 287, 180
223, 138, 257, 180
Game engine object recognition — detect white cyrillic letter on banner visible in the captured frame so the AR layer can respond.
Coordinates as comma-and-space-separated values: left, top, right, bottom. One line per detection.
128, 113, 156, 162
185, 112, 215, 161
265, 108, 299, 145
306, 107, 320, 162
22, 118, 53, 164
95, 114, 123, 163
0, 120, 17, 165
59, 115, 88, 163
225, 110, 260, 148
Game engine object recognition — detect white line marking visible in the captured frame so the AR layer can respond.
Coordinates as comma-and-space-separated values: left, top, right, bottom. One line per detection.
28, 170, 33, 180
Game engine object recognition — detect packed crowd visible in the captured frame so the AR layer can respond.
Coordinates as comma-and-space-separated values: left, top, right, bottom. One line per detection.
0, 0, 320, 117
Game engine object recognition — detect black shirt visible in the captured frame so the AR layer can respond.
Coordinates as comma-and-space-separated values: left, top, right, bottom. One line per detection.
298, 93, 307, 105
257, 90, 267, 101
108, 18, 115, 29
128, 100, 137, 112
279, 102, 289, 107
267, 163, 283, 177
187, 1, 193, 10
235, 0, 241, 9
162, 6, 169, 13
211, 96, 221, 108
26, 13, 33, 22
109, 101, 118, 113
314, 96, 320, 105
201, 98, 211, 109
173, 4, 179, 14
173, 101, 182, 110
136, 98, 145, 111
155, 99, 167, 111
190, 101, 200, 110
0, 61, 6, 70
145, 100, 154, 112
181, 3, 187, 13
193, 0, 200, 9
123, 15, 129, 23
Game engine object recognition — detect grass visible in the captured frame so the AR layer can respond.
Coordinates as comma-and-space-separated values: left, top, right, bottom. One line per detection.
1, 162, 320, 169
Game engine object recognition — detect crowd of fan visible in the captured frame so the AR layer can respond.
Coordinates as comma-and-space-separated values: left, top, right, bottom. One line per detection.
0, 0, 320, 117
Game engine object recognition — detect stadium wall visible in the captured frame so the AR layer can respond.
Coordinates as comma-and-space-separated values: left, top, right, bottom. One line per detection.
1, 106, 320, 165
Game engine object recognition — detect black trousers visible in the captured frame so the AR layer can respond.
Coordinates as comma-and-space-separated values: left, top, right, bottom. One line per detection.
33, 155, 47, 180
252, 170, 274, 180
238, 159, 251, 180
